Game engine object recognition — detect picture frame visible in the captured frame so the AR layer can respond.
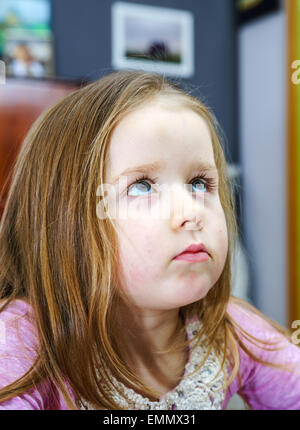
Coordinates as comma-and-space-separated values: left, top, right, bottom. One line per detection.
0, 0, 54, 78
236, 0, 280, 25
3, 27, 54, 79
111, 2, 194, 78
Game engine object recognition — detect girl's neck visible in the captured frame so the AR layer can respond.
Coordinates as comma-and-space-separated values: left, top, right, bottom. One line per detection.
113, 303, 189, 399
117, 302, 185, 356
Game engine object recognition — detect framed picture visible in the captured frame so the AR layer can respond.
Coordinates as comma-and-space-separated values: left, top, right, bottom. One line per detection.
3, 28, 54, 78
236, 0, 280, 25
0, 0, 54, 78
111, 2, 194, 78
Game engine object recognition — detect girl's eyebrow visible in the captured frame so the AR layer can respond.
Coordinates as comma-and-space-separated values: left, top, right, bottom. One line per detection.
111, 161, 218, 184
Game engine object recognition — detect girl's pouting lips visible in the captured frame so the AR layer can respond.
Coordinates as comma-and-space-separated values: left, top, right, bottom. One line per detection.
173, 251, 210, 263
173, 242, 211, 262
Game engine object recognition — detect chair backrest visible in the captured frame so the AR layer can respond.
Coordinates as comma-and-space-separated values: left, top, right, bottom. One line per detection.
0, 78, 81, 219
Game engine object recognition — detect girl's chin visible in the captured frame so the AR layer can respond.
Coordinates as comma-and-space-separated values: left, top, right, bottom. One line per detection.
169, 287, 211, 307
125, 282, 212, 310
144, 291, 210, 310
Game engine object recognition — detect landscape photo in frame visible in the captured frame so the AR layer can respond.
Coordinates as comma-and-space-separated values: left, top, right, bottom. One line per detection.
111, 2, 194, 78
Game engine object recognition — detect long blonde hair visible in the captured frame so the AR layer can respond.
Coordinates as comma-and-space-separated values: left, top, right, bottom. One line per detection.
0, 70, 296, 409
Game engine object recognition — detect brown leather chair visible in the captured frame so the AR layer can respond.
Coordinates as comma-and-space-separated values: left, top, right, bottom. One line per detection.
0, 78, 82, 220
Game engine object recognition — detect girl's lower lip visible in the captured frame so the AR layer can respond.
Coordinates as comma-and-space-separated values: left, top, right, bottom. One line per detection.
174, 251, 210, 262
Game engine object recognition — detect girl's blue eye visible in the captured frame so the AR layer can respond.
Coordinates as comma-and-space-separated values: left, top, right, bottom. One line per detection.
128, 180, 152, 197
127, 174, 216, 197
190, 179, 207, 193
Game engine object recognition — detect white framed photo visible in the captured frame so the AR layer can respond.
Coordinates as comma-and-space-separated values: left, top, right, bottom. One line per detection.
111, 2, 194, 78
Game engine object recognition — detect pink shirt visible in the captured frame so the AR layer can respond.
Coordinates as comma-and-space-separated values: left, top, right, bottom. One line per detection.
0, 298, 299, 410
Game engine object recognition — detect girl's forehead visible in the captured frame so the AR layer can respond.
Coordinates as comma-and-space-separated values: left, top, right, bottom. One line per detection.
120, 97, 200, 121
105, 104, 216, 184
110, 101, 212, 145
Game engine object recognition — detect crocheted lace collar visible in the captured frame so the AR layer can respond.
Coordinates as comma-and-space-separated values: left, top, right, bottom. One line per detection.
79, 319, 228, 410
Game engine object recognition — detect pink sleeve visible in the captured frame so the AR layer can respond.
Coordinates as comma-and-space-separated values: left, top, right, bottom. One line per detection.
0, 299, 71, 410
223, 300, 300, 410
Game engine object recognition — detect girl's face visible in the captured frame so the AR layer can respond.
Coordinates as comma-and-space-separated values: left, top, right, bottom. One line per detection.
105, 98, 228, 311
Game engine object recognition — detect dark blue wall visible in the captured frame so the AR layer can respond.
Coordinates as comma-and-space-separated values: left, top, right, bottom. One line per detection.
51, 0, 238, 163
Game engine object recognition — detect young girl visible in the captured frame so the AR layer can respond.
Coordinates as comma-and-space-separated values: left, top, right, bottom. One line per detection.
0, 70, 299, 410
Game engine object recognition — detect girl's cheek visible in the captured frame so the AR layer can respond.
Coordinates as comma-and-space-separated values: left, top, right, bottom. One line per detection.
219, 226, 229, 256
126, 219, 155, 245
119, 250, 157, 294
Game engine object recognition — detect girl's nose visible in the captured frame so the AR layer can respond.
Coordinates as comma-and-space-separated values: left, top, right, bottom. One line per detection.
169, 184, 205, 231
